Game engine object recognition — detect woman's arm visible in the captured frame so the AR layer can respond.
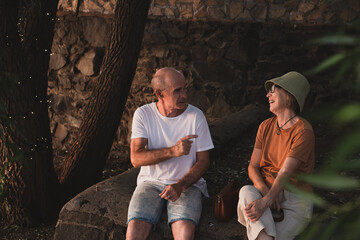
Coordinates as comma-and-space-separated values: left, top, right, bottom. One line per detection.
248, 148, 269, 196
262, 157, 301, 208
245, 156, 301, 222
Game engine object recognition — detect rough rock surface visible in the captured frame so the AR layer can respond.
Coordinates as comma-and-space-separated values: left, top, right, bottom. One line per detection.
53, 167, 246, 240
54, 168, 137, 240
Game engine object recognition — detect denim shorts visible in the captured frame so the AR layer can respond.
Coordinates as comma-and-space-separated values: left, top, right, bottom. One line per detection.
127, 181, 202, 229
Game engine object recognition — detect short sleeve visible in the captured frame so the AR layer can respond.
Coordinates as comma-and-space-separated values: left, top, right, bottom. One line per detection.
287, 129, 315, 163
254, 121, 265, 149
195, 113, 214, 152
131, 108, 148, 139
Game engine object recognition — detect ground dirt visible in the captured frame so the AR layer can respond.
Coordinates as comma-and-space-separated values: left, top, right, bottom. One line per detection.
0, 119, 359, 239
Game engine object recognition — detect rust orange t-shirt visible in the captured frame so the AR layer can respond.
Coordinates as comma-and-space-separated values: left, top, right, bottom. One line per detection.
254, 116, 315, 191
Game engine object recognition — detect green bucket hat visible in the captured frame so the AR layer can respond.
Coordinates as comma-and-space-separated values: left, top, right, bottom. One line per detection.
265, 71, 310, 112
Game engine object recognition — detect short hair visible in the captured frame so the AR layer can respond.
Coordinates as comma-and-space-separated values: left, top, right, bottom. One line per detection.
151, 67, 184, 91
284, 91, 300, 114
151, 75, 166, 91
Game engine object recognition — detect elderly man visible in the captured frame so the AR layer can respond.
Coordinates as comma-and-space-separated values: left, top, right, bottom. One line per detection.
126, 67, 214, 240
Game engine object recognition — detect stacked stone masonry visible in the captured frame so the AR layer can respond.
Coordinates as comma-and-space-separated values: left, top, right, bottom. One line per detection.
49, 0, 359, 170
48, 12, 357, 170
57, 0, 360, 23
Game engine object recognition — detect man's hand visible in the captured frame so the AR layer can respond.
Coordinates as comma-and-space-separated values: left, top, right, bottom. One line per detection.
172, 135, 198, 157
159, 183, 183, 202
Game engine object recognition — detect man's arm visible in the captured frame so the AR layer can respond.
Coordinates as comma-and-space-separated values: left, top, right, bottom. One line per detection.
159, 150, 210, 202
130, 135, 198, 168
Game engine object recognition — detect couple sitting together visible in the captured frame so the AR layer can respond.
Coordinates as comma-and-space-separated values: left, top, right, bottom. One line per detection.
126, 67, 315, 240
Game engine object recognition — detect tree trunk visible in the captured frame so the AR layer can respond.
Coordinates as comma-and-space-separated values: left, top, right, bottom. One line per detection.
0, 0, 60, 225
59, 0, 151, 196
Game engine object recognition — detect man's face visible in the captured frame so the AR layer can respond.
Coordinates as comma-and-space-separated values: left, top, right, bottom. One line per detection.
161, 77, 187, 111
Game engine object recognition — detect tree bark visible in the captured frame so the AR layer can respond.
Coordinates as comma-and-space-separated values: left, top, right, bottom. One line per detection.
0, 0, 60, 225
59, 0, 151, 196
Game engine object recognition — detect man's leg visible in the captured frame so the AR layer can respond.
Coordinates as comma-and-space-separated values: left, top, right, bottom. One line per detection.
126, 220, 152, 240
126, 182, 165, 240
171, 220, 195, 240
167, 186, 202, 240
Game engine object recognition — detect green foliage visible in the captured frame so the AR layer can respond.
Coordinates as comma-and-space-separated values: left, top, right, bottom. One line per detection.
283, 181, 328, 207
299, 172, 359, 190
296, 18, 360, 240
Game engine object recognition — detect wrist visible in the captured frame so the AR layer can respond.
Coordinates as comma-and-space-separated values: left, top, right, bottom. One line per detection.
261, 194, 273, 208
176, 180, 188, 192
255, 185, 269, 197
169, 146, 176, 158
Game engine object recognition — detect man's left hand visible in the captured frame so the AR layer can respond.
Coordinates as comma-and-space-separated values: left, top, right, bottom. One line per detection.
159, 183, 183, 202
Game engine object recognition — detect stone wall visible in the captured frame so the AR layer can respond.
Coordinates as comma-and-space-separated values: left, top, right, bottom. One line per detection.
48, 10, 350, 169
57, 0, 360, 23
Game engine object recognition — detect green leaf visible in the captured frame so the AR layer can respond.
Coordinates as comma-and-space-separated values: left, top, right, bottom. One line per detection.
333, 104, 360, 124
338, 158, 360, 170
333, 57, 355, 83
283, 181, 328, 207
299, 173, 359, 190
330, 130, 360, 170
355, 60, 360, 87
297, 219, 322, 240
309, 52, 346, 74
319, 214, 346, 240
307, 34, 359, 46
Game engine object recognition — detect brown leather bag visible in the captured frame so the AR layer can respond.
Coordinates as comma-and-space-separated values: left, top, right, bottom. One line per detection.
213, 180, 240, 222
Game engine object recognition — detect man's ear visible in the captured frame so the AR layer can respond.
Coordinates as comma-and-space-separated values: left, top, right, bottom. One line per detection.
155, 90, 163, 98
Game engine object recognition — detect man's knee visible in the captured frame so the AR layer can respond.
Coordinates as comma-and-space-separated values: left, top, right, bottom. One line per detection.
126, 219, 152, 240
171, 220, 196, 240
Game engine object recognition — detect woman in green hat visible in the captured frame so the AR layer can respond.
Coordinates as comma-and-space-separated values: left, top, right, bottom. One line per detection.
237, 72, 315, 240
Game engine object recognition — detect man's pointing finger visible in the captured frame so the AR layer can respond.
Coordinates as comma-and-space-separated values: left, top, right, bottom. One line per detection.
183, 135, 198, 140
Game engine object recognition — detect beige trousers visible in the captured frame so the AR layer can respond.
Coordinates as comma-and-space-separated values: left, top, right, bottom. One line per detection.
237, 185, 312, 240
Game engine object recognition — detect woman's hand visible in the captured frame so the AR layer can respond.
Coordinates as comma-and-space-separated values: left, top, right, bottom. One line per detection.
244, 193, 281, 222
270, 198, 281, 212
244, 198, 269, 222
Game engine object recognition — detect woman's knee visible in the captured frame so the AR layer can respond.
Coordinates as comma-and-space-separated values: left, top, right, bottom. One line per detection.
239, 185, 256, 198
239, 185, 262, 205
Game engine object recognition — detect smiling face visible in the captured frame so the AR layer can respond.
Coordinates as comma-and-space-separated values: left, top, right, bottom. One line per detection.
266, 84, 288, 114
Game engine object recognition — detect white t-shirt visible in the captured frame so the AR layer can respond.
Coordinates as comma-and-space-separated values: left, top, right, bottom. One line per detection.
131, 102, 214, 196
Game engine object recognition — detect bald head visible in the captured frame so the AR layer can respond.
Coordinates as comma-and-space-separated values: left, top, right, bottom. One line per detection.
151, 67, 185, 91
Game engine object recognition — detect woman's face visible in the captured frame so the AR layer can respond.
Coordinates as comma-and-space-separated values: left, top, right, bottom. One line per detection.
266, 84, 288, 114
